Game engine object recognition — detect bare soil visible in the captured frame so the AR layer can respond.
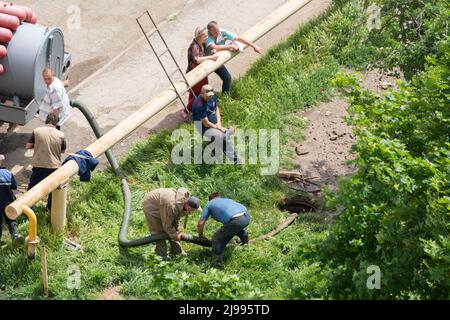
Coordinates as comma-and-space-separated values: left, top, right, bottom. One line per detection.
97, 286, 123, 300
289, 69, 401, 194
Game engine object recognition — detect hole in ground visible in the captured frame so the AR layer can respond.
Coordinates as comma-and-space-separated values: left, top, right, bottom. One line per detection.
278, 197, 317, 214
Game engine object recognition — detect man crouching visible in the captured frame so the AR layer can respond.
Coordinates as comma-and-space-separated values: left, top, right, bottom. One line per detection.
143, 188, 201, 258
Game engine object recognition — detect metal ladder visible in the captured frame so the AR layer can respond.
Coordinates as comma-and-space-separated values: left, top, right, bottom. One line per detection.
136, 11, 195, 114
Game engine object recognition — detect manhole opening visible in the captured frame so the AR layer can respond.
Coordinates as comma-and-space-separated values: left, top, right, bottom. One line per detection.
278, 198, 317, 214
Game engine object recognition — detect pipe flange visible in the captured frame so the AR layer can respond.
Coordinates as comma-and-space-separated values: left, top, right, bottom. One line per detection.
25, 236, 40, 245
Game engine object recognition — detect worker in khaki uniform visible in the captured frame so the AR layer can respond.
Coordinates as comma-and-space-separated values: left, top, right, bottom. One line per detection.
143, 188, 201, 258
26, 113, 66, 210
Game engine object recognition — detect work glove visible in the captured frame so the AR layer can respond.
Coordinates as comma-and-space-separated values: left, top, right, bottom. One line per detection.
175, 232, 184, 242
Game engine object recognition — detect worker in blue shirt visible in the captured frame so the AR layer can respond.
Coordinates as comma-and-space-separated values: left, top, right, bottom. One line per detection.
0, 154, 23, 244
197, 192, 250, 267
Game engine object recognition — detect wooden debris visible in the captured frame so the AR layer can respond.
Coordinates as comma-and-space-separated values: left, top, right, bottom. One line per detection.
278, 171, 304, 180
41, 246, 49, 297
64, 238, 82, 251
295, 147, 309, 156
250, 213, 299, 243
278, 170, 322, 191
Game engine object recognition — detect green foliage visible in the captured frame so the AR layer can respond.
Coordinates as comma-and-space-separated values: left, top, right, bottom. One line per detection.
366, 0, 449, 79
334, 0, 448, 79
120, 255, 262, 300
324, 38, 450, 299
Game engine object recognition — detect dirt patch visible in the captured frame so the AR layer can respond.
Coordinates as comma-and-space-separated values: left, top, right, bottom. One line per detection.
290, 69, 401, 193
294, 97, 356, 193
97, 286, 123, 300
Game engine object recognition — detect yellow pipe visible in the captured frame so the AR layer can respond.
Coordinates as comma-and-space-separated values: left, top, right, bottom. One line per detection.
22, 206, 39, 259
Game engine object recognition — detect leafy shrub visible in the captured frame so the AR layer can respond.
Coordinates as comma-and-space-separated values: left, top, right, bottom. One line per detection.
120, 255, 262, 300
323, 38, 450, 299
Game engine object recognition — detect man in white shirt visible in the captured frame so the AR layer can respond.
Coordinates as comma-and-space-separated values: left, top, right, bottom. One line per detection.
40, 68, 71, 130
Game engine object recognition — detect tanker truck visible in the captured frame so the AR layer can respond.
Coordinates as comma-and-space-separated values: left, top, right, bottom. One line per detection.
0, 2, 71, 127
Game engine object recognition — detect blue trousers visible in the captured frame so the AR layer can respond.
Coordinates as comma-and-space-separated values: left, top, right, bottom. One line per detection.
0, 211, 15, 241
212, 212, 250, 257
28, 167, 57, 209
204, 128, 239, 163
215, 65, 232, 95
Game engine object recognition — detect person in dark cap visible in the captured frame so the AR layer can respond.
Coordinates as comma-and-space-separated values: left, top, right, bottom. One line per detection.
197, 192, 250, 268
0, 154, 23, 244
143, 188, 201, 258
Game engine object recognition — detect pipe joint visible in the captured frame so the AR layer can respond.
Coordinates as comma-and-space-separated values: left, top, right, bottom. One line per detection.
22, 206, 39, 259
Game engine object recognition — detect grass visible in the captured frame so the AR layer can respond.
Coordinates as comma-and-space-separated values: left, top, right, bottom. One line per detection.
0, 0, 377, 299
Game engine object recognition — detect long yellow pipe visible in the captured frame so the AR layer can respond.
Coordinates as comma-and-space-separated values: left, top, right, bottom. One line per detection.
22, 206, 39, 258
6, 0, 313, 220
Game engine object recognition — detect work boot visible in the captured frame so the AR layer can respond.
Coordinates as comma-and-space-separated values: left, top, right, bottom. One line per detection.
169, 241, 187, 258
180, 110, 190, 122
155, 240, 168, 259
7, 222, 24, 243
212, 255, 224, 269
238, 234, 249, 246
170, 249, 188, 259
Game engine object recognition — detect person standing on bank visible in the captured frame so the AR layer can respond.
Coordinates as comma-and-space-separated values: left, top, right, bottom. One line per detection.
197, 192, 250, 268
40, 68, 71, 130
143, 187, 202, 258
206, 21, 262, 95
183, 26, 220, 119
0, 154, 23, 244
26, 113, 67, 210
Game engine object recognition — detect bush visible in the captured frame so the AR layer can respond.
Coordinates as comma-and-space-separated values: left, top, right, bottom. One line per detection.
322, 38, 450, 299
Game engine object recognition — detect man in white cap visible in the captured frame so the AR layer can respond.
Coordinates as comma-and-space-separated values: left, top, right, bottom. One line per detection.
192, 84, 239, 164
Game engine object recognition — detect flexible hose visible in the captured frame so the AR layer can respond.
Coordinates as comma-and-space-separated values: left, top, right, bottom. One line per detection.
71, 100, 211, 248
